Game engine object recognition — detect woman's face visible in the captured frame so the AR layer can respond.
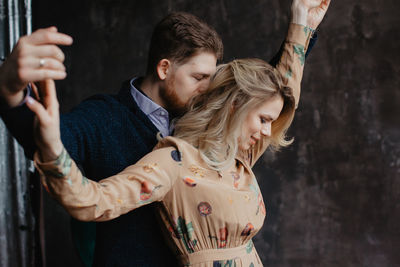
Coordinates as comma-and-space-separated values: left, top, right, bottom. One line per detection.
239, 96, 284, 150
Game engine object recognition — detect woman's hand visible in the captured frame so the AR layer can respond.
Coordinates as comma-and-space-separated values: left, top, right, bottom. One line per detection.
26, 79, 63, 162
291, 0, 331, 29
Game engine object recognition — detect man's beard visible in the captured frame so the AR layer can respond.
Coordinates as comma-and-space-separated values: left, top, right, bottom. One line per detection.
160, 77, 188, 118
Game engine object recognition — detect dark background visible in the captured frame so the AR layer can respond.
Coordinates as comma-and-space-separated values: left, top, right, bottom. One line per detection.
32, 0, 400, 266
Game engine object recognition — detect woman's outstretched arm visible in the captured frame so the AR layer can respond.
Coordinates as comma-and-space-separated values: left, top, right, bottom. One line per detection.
34, 144, 181, 222
27, 80, 180, 222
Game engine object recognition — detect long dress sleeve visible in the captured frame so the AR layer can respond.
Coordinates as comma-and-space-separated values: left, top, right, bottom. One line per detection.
34, 145, 182, 222
276, 23, 313, 109
245, 23, 314, 167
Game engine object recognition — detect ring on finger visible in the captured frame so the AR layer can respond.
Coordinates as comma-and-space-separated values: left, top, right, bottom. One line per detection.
39, 58, 45, 68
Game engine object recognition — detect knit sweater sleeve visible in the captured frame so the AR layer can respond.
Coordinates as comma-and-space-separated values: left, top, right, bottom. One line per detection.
33, 145, 181, 222
0, 92, 111, 164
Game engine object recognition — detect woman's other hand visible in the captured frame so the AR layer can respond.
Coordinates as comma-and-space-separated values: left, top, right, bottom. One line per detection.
291, 0, 331, 30
26, 79, 63, 161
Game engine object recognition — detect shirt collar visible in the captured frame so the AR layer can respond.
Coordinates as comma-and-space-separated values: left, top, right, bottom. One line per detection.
129, 77, 168, 116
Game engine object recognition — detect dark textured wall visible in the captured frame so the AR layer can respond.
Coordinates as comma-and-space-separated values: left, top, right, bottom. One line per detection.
32, 0, 400, 266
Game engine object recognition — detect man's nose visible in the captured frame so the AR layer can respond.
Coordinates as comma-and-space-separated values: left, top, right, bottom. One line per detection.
198, 81, 210, 93
198, 86, 207, 93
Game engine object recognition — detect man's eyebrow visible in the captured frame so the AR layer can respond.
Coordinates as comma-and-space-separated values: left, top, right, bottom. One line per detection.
192, 72, 211, 77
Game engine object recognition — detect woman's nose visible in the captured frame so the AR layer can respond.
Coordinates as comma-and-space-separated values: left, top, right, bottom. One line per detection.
261, 124, 271, 137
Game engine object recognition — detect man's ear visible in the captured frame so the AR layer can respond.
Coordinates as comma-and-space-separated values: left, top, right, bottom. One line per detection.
231, 99, 239, 111
156, 59, 171, 80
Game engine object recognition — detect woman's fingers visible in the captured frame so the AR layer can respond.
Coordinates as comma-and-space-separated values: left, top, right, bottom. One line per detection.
304, 0, 331, 29
44, 79, 59, 114
29, 79, 62, 161
298, 0, 330, 10
321, 0, 331, 11
35, 79, 59, 114
27, 79, 59, 123
26, 96, 51, 125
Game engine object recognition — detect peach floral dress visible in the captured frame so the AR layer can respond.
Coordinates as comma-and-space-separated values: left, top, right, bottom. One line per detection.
34, 23, 311, 267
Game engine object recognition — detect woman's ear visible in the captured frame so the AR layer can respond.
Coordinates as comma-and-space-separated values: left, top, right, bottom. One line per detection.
156, 59, 171, 80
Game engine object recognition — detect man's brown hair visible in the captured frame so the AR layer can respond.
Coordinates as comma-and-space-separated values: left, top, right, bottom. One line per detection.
146, 12, 223, 75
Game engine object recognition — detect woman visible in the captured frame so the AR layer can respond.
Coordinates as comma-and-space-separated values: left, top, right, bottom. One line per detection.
28, 20, 311, 267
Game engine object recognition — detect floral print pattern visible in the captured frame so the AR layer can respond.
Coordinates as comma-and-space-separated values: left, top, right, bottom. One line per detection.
198, 202, 212, 216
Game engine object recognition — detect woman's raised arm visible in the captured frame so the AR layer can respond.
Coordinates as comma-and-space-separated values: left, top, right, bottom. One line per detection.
247, 0, 331, 166
276, 0, 331, 108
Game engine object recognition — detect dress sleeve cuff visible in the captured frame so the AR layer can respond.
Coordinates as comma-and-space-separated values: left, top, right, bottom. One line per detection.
286, 23, 314, 51
33, 147, 72, 179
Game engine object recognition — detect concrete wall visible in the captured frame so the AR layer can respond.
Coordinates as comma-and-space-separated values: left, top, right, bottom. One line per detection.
32, 0, 400, 266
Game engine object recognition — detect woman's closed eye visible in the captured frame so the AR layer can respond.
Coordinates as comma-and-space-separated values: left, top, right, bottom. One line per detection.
260, 116, 269, 124
260, 115, 274, 124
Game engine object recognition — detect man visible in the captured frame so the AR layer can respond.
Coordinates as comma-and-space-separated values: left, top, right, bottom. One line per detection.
0, 1, 330, 266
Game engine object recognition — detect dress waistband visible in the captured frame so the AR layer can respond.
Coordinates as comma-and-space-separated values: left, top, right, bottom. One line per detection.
178, 241, 253, 265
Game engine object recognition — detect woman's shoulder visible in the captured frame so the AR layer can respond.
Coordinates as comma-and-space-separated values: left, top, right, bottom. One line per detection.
154, 136, 203, 166
154, 136, 194, 150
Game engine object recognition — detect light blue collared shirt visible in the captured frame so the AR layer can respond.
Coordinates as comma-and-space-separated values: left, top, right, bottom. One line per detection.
129, 77, 173, 138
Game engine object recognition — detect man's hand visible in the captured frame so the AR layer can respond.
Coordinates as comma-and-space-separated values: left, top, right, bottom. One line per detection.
291, 0, 331, 29
0, 27, 73, 107
26, 80, 63, 162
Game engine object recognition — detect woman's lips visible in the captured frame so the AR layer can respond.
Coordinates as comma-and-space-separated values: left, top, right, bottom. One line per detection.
250, 137, 257, 145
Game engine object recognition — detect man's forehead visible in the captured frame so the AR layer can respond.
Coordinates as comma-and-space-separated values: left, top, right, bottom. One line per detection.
181, 52, 217, 73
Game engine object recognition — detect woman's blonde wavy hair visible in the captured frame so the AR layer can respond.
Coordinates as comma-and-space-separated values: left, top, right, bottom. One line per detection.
174, 58, 296, 170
